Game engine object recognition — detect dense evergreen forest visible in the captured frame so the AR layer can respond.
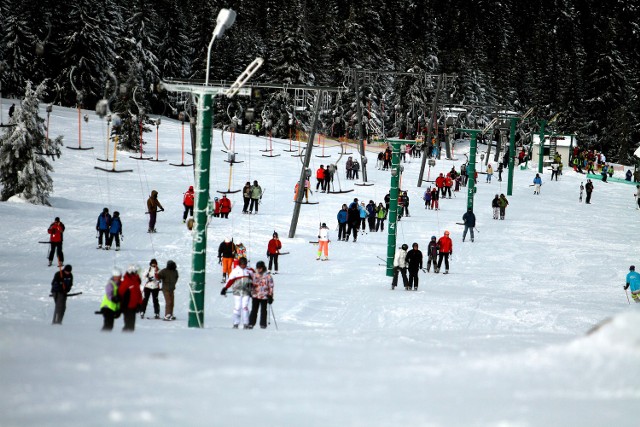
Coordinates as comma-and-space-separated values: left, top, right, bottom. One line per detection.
1, 0, 638, 161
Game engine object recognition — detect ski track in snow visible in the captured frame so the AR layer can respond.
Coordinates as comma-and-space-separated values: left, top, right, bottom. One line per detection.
0, 101, 639, 427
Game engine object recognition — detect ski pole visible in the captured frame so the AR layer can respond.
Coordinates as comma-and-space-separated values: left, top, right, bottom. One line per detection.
269, 304, 278, 330
624, 286, 631, 304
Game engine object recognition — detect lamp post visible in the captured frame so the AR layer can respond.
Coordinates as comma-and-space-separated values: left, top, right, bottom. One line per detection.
205, 9, 237, 85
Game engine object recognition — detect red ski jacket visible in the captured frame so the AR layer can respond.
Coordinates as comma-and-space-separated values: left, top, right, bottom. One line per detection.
437, 236, 453, 254
435, 176, 445, 188
183, 189, 195, 207
48, 222, 65, 243
118, 273, 143, 309
267, 238, 282, 255
219, 197, 232, 213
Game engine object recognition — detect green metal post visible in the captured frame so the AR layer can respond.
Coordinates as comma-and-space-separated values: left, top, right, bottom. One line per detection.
537, 119, 547, 174
386, 141, 401, 277
188, 93, 213, 328
507, 118, 517, 196
458, 129, 480, 211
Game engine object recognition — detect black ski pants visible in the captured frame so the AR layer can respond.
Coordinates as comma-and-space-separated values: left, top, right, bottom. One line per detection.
52, 292, 67, 324
249, 298, 269, 328
242, 197, 250, 213
183, 204, 193, 220
102, 308, 116, 331
427, 255, 437, 271
376, 218, 385, 231
437, 253, 450, 271
249, 198, 259, 213
338, 223, 347, 240
141, 288, 160, 315
346, 222, 359, 240
98, 230, 110, 246
107, 233, 120, 248
368, 216, 376, 231
122, 308, 137, 332
586, 191, 592, 204
392, 267, 409, 288
48, 242, 64, 264
408, 269, 419, 289
268, 254, 279, 272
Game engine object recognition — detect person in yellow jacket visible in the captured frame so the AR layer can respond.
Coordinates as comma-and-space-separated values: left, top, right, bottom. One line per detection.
100, 268, 122, 331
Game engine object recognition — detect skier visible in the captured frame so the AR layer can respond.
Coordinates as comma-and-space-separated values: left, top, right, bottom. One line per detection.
436, 231, 453, 274
486, 164, 494, 183
100, 268, 122, 331
406, 243, 423, 291
106, 211, 122, 251
325, 164, 334, 191
118, 265, 143, 332
635, 185, 640, 209
147, 190, 164, 232
423, 188, 431, 209
366, 200, 377, 232
376, 152, 384, 169
391, 244, 409, 290
444, 175, 453, 198
384, 193, 390, 213
266, 232, 282, 273
585, 179, 594, 204
579, 182, 584, 202
158, 260, 179, 321
601, 164, 608, 182
242, 182, 251, 213
435, 173, 445, 197
352, 160, 360, 180
462, 208, 475, 242
497, 163, 504, 181
140, 259, 160, 319
337, 204, 348, 241
346, 202, 360, 242
375, 203, 386, 231
213, 197, 221, 217
248, 260, 274, 329
345, 156, 354, 179
383, 147, 392, 170
220, 257, 254, 329
498, 194, 509, 220
551, 162, 559, 181
50, 264, 73, 325
183, 185, 195, 222
626, 170, 633, 181
317, 223, 330, 260
96, 207, 111, 248
316, 165, 326, 192
492, 194, 500, 220
47, 217, 65, 267
218, 237, 236, 283
426, 236, 439, 273
219, 194, 232, 218
249, 180, 262, 214
624, 265, 640, 303
430, 187, 439, 210
401, 191, 410, 217
359, 202, 368, 230
533, 174, 542, 195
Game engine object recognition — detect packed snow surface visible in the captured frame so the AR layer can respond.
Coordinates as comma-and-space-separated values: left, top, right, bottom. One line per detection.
0, 102, 638, 427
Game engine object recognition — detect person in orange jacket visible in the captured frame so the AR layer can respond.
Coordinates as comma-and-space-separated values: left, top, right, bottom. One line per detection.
436, 230, 453, 274
182, 185, 195, 223
219, 194, 232, 218
118, 265, 144, 332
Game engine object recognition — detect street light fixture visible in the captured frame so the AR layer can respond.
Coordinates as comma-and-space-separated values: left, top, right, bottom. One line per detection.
205, 8, 237, 85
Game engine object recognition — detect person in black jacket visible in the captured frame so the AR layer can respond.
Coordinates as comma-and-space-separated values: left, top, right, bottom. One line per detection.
51, 265, 73, 324
345, 203, 360, 242
405, 243, 423, 290
426, 236, 439, 272
462, 208, 476, 242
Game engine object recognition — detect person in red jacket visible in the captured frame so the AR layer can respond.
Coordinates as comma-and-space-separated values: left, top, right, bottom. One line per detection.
47, 217, 65, 267
436, 230, 453, 274
444, 175, 453, 198
316, 165, 326, 192
435, 173, 445, 197
118, 265, 143, 332
182, 185, 195, 223
267, 231, 283, 273
219, 194, 232, 218
213, 197, 221, 217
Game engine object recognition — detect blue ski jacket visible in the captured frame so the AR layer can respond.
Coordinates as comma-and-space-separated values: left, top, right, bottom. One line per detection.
110, 217, 122, 234
626, 271, 640, 292
337, 210, 348, 224
96, 213, 111, 231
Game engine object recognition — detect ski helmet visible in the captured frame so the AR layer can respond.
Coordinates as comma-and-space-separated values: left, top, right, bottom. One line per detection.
630, 265, 636, 271
126, 264, 138, 274
63, 265, 72, 272
431, 236, 436, 240
401, 244, 408, 250
112, 268, 122, 277
256, 261, 266, 270
444, 230, 450, 236
322, 223, 327, 228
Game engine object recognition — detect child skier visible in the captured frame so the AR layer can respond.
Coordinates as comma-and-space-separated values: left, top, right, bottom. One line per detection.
220, 257, 254, 329
317, 223, 330, 260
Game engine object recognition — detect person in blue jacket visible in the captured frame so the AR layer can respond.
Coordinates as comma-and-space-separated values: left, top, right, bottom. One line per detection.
366, 200, 377, 232
358, 202, 368, 231
337, 204, 348, 241
533, 174, 542, 195
624, 265, 640, 303
96, 208, 112, 249
106, 211, 123, 251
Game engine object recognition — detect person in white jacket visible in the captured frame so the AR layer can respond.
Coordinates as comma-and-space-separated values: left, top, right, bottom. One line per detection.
140, 259, 160, 319
220, 257, 254, 329
317, 223, 330, 261
391, 244, 409, 290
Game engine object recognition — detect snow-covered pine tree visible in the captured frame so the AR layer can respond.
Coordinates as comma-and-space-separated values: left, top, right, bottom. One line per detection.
0, 81, 63, 205
0, 1, 37, 97
112, 62, 152, 152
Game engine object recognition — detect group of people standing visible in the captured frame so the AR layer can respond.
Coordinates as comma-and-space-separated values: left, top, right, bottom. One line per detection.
96, 207, 123, 250
392, 231, 454, 290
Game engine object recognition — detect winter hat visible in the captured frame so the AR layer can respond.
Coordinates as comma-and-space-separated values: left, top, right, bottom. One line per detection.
273, 232, 278, 238
126, 264, 138, 274
401, 244, 408, 250
256, 261, 266, 270
55, 217, 60, 222
189, 185, 194, 190
224, 237, 231, 243
103, 207, 109, 213
431, 236, 436, 240
631, 265, 636, 271
321, 223, 327, 228
112, 268, 122, 277
63, 265, 72, 272
113, 211, 119, 217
